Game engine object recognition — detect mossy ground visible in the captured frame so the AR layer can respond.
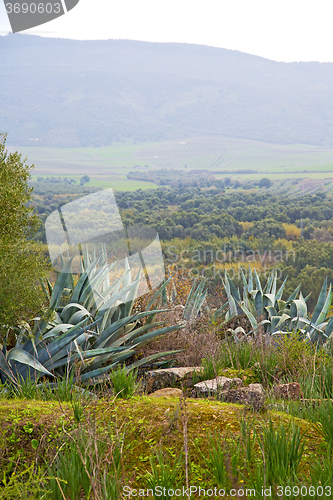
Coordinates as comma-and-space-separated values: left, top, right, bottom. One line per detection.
0, 395, 326, 493
0, 398, 74, 478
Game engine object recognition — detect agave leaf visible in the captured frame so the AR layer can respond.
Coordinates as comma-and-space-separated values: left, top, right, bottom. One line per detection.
240, 304, 258, 332
161, 283, 168, 307
190, 288, 207, 320
83, 255, 109, 305
223, 276, 231, 303
49, 258, 74, 312
183, 278, 199, 314
130, 324, 183, 348
275, 313, 291, 328
270, 316, 282, 333
259, 319, 273, 326
212, 302, 228, 322
325, 317, 333, 338
7, 348, 54, 377
60, 303, 90, 324
123, 268, 142, 317
297, 318, 329, 344
286, 283, 302, 305
123, 257, 132, 289
98, 301, 118, 332
126, 350, 182, 371
265, 306, 278, 318
290, 299, 308, 318
77, 345, 131, 360
108, 271, 126, 300
80, 264, 109, 306
263, 270, 274, 294
43, 324, 74, 340
0, 351, 16, 384
248, 266, 253, 291
70, 270, 89, 305
254, 290, 263, 316
226, 273, 240, 303
94, 315, 137, 349
134, 309, 171, 322
263, 294, 275, 309
97, 280, 141, 316
68, 310, 91, 325
37, 318, 103, 366
83, 245, 91, 270
276, 276, 288, 301
58, 251, 74, 291
80, 345, 134, 372
276, 300, 286, 313
228, 294, 238, 318
246, 296, 257, 318
311, 277, 328, 325
184, 280, 207, 320
44, 332, 93, 369
290, 316, 327, 337
254, 269, 263, 294
114, 321, 164, 345
75, 356, 134, 384
241, 269, 249, 306
270, 271, 277, 297
314, 284, 332, 326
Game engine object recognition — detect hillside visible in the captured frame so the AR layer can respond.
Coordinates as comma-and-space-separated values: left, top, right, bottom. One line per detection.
2, 34, 333, 147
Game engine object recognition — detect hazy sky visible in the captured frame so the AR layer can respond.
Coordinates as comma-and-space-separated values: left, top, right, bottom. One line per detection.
1, 0, 333, 62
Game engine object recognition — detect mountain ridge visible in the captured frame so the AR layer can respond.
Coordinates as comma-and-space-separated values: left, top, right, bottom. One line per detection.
1, 34, 333, 147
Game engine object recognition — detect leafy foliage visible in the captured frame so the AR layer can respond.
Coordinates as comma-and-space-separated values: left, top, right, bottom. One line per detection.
0, 248, 181, 386
0, 132, 47, 343
214, 268, 333, 344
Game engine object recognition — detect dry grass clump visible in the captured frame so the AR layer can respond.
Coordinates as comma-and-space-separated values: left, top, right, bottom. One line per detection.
138, 308, 221, 367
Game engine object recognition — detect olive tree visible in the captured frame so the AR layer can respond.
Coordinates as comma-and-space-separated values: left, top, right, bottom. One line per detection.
0, 132, 47, 344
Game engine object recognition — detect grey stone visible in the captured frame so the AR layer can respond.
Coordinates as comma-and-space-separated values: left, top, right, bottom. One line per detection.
273, 382, 301, 400
144, 367, 203, 394
194, 376, 243, 396
248, 383, 264, 395
222, 387, 265, 410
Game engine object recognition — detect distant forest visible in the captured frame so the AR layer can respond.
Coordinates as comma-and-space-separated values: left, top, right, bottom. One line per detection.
3, 34, 333, 147
32, 182, 333, 310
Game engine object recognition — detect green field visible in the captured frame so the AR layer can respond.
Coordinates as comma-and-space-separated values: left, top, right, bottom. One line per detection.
8, 136, 333, 189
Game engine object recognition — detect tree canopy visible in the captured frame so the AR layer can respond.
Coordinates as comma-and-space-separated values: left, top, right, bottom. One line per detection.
0, 133, 47, 342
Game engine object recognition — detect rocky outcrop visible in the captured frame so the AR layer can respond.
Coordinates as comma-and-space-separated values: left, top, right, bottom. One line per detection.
145, 368, 266, 410
273, 383, 301, 400
222, 384, 265, 410
144, 367, 203, 394
194, 376, 243, 396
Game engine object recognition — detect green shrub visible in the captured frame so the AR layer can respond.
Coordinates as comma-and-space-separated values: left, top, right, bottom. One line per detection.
109, 365, 140, 399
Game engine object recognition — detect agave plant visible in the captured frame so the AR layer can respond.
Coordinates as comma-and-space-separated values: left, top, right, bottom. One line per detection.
0, 248, 183, 387
161, 276, 208, 322
213, 267, 333, 345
